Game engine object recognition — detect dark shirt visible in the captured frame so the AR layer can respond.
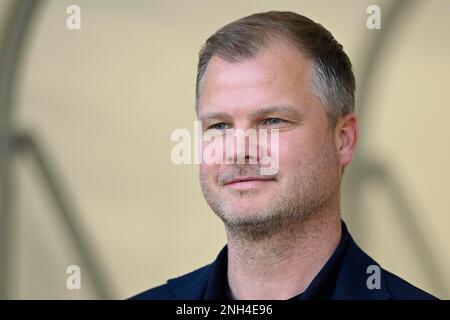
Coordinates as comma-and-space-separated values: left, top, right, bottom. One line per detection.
203, 222, 351, 300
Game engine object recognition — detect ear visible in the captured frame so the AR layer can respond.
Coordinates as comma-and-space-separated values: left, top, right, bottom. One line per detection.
335, 113, 359, 168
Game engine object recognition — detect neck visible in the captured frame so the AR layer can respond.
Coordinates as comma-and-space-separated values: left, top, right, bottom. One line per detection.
226, 208, 342, 300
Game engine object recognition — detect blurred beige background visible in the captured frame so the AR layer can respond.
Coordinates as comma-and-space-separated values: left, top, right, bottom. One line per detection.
0, 0, 449, 299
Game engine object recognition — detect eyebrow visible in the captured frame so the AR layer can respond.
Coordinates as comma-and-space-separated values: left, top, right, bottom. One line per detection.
198, 111, 232, 122
198, 105, 302, 121
248, 105, 301, 119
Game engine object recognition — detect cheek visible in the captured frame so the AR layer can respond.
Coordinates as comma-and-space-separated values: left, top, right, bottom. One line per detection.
277, 133, 310, 168
200, 163, 219, 182
276, 130, 329, 174
199, 137, 222, 180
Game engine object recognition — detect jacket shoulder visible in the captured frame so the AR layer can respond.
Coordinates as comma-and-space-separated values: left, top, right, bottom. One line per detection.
130, 283, 175, 300
383, 269, 438, 300
334, 230, 438, 300
129, 264, 211, 300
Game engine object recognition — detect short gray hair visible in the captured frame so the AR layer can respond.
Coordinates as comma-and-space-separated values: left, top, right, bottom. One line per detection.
195, 11, 355, 127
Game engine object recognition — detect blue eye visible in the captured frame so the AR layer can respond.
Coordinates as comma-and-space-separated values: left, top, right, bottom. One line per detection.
264, 118, 285, 125
211, 123, 229, 130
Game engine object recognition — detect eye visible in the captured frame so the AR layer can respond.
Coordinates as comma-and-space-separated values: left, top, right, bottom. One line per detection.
262, 118, 286, 126
209, 123, 230, 130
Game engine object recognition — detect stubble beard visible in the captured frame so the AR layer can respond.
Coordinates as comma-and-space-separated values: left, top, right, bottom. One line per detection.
199, 139, 341, 242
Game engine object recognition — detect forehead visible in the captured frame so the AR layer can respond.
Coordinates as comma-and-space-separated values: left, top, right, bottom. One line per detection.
198, 42, 316, 116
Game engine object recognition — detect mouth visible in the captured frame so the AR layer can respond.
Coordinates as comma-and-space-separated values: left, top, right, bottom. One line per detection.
224, 176, 276, 190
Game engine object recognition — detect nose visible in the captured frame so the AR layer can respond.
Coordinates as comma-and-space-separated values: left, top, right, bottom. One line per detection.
224, 126, 259, 165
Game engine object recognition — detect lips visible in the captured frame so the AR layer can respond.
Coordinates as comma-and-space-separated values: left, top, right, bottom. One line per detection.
226, 176, 274, 184
224, 176, 276, 190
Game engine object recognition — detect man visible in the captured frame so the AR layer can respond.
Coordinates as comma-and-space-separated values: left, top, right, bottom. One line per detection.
133, 11, 436, 300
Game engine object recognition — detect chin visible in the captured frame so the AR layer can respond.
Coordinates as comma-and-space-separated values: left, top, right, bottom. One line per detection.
222, 202, 268, 220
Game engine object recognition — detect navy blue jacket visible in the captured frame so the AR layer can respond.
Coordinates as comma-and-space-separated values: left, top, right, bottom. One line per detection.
132, 226, 437, 300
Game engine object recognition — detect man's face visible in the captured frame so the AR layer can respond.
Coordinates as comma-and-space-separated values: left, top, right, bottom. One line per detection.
198, 42, 343, 239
